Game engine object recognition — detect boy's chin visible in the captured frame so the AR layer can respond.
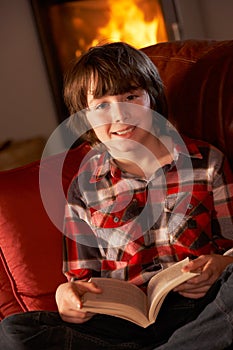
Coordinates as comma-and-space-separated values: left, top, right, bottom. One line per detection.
106, 140, 139, 154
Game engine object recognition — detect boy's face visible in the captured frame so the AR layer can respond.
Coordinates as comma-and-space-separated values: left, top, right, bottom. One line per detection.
86, 88, 156, 154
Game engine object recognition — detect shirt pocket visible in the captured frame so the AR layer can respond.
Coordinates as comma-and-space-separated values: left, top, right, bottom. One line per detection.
166, 191, 214, 250
90, 198, 144, 229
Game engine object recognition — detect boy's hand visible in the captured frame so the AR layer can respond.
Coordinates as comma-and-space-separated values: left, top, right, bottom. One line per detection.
173, 254, 233, 299
56, 280, 102, 323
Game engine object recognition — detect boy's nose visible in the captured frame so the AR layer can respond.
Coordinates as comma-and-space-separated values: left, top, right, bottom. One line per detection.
111, 102, 130, 123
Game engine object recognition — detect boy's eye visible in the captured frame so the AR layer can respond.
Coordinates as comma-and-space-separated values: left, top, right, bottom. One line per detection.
95, 102, 110, 110
126, 94, 137, 101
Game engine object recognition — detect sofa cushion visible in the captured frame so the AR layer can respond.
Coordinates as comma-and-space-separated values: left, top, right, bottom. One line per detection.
0, 253, 23, 319
0, 142, 90, 319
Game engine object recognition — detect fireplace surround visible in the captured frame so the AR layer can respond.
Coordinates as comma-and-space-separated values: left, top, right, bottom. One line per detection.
31, 0, 180, 122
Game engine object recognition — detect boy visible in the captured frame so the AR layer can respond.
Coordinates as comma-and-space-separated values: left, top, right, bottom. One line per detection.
1, 42, 233, 350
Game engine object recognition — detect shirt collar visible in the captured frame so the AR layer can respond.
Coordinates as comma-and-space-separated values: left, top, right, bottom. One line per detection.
176, 134, 203, 159
89, 134, 203, 183
90, 152, 111, 182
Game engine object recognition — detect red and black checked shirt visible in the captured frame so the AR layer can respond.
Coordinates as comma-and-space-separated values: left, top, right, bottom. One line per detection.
63, 135, 233, 289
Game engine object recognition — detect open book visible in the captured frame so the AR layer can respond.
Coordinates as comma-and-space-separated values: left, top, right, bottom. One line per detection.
82, 258, 198, 328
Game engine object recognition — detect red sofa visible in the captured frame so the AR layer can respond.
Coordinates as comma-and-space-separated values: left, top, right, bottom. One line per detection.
0, 39, 233, 320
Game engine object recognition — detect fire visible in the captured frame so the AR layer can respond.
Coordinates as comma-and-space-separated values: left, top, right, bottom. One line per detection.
90, 0, 168, 49
47, 0, 168, 70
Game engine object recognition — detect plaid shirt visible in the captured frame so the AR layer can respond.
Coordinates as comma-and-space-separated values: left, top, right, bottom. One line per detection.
63, 135, 233, 289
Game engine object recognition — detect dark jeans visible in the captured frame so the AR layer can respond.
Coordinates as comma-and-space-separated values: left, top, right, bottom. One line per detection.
1, 265, 233, 350
155, 264, 233, 350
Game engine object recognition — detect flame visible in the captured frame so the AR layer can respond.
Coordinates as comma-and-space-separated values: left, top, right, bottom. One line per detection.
90, 0, 168, 49
48, 0, 168, 70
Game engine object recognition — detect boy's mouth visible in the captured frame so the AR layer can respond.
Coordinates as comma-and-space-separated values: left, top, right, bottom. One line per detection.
112, 126, 135, 136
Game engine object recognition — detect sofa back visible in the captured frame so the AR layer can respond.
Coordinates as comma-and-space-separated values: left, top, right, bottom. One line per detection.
0, 39, 232, 320
142, 39, 233, 168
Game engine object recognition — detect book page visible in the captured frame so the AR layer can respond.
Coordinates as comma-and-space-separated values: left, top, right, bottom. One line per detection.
82, 277, 149, 325
147, 258, 198, 322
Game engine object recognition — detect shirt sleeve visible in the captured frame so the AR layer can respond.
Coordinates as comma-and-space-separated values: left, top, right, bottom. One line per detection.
211, 149, 233, 254
62, 179, 102, 281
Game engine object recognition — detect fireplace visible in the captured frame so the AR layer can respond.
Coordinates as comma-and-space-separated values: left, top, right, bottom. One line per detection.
31, 0, 180, 123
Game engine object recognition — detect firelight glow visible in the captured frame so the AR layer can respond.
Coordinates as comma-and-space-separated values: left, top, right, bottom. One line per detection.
75, 0, 168, 56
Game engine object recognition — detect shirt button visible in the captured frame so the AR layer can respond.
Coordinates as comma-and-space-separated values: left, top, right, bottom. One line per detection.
187, 203, 193, 209
113, 217, 119, 223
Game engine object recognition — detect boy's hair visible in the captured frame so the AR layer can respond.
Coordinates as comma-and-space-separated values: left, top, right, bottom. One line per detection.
64, 42, 168, 144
